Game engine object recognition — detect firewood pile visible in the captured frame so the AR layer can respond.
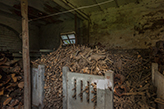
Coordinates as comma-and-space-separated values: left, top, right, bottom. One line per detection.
0, 52, 24, 109
151, 40, 164, 75
32, 45, 157, 109
109, 49, 156, 109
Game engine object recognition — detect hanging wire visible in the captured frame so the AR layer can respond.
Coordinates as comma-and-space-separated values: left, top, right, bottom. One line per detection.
29, 0, 114, 22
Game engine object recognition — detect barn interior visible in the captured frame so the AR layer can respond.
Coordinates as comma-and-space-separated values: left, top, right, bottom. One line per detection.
0, 0, 164, 109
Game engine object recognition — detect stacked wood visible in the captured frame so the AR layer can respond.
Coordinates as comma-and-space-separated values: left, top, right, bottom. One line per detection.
0, 52, 24, 109
32, 45, 157, 109
107, 49, 157, 109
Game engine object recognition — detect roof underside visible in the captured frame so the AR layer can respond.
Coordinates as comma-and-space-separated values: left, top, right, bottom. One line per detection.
0, 0, 138, 25
62, 0, 138, 13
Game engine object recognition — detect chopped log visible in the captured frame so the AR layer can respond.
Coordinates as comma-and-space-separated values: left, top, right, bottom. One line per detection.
0, 76, 11, 87
10, 99, 19, 107
3, 60, 19, 66
0, 58, 7, 66
11, 74, 17, 82
154, 98, 164, 105
3, 97, 12, 106
18, 82, 24, 89
0, 87, 5, 95
0, 52, 23, 109
122, 92, 145, 96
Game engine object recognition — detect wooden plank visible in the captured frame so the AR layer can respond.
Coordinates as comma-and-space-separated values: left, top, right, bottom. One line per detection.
62, 67, 69, 109
152, 63, 158, 84
61, 31, 76, 35
75, 14, 77, 45
4, 60, 19, 66
88, 21, 90, 44
32, 68, 38, 106
21, 0, 31, 109
105, 70, 114, 109
37, 65, 45, 109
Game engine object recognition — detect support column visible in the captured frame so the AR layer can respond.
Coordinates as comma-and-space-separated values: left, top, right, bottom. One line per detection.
21, 0, 31, 109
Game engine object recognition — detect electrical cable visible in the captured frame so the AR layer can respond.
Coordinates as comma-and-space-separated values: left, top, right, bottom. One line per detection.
29, 0, 114, 22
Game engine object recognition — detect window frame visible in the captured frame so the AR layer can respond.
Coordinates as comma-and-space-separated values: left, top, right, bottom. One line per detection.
60, 31, 77, 45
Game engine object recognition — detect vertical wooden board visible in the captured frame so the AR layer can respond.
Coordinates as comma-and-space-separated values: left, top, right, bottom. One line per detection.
152, 63, 164, 109
152, 63, 158, 84
74, 14, 77, 45
32, 68, 38, 106
105, 70, 114, 109
114, 0, 119, 7
155, 72, 164, 109
37, 65, 45, 108
62, 67, 69, 109
96, 89, 105, 109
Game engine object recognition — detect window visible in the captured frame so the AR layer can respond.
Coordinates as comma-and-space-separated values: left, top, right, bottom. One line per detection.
61, 32, 76, 45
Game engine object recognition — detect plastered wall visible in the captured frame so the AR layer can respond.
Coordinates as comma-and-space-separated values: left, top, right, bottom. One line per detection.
39, 18, 83, 49
39, 20, 74, 49
85, 0, 164, 49
0, 15, 40, 51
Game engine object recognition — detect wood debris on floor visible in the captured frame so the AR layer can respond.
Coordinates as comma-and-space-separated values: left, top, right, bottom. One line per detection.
32, 45, 157, 109
0, 52, 24, 109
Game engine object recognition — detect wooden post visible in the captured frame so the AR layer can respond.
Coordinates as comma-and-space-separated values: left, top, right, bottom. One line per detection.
114, 0, 119, 8
87, 20, 90, 45
75, 14, 78, 45
21, 0, 31, 109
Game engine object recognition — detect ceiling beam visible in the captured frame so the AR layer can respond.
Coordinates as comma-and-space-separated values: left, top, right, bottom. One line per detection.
62, 0, 89, 17
52, 0, 89, 20
93, 0, 104, 12
0, 2, 19, 15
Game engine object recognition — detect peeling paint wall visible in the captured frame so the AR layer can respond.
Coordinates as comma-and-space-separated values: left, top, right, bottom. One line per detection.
85, 0, 164, 49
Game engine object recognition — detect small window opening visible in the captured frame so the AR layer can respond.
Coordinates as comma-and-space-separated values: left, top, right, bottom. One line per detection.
61, 32, 76, 45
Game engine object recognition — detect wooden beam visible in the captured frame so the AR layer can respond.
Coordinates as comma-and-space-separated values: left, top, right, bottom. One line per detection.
21, 0, 31, 109
53, 0, 89, 20
114, 0, 119, 8
136, 0, 140, 4
75, 14, 78, 45
87, 20, 90, 45
93, 0, 104, 12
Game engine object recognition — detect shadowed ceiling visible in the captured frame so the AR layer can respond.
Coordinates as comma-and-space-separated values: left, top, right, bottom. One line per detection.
0, 0, 139, 25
